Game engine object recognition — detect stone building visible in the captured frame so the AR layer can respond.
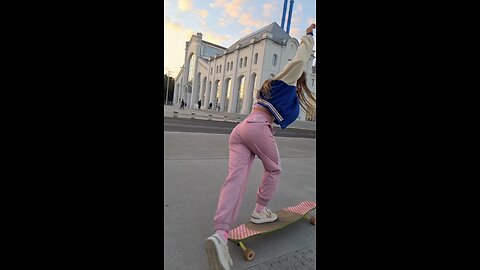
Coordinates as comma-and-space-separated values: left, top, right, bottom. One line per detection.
173, 22, 316, 121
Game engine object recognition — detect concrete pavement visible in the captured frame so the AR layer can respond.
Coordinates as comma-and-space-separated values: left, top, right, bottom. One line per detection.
164, 105, 317, 131
164, 131, 316, 269
164, 117, 316, 138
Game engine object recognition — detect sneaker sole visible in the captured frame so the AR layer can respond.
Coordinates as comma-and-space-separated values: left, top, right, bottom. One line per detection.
250, 216, 278, 224
205, 239, 228, 270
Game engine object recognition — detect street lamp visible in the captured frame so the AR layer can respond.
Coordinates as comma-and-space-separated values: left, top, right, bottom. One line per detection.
165, 70, 171, 105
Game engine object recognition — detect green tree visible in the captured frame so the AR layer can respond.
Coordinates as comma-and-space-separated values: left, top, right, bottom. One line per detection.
163, 74, 175, 105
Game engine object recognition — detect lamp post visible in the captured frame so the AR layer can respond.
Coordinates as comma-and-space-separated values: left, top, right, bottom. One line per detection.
165, 70, 171, 105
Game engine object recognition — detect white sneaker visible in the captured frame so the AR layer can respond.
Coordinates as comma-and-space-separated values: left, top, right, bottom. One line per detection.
251, 208, 278, 224
205, 233, 233, 270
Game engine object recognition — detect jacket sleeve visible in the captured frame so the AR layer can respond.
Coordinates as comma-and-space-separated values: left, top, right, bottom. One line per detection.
273, 34, 314, 86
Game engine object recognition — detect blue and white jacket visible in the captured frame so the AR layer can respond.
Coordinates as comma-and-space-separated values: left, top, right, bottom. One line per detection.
256, 33, 314, 129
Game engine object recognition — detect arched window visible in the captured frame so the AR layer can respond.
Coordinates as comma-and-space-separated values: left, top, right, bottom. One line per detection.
251, 73, 257, 104
272, 54, 277, 66
244, 57, 247, 67
236, 76, 245, 113
224, 78, 232, 112
240, 58, 243, 68
214, 80, 221, 108
254, 53, 258, 64
187, 53, 195, 83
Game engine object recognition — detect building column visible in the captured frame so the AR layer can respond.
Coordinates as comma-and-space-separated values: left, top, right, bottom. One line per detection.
219, 79, 227, 111
242, 73, 256, 114
184, 86, 189, 104
199, 77, 206, 109
190, 71, 199, 108
211, 80, 218, 109
203, 81, 210, 109
173, 83, 179, 106
229, 76, 239, 113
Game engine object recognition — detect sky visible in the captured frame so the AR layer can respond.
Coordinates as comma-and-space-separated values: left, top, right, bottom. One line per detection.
164, 0, 316, 77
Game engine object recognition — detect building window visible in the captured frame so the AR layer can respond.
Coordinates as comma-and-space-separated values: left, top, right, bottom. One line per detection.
220, 65, 222, 73
236, 76, 245, 113
254, 53, 258, 64
227, 62, 229, 71
244, 57, 247, 67
224, 78, 232, 112
188, 53, 195, 83
312, 79, 314, 87
230, 61, 233, 69
211, 68, 213, 75
273, 54, 277, 66
240, 58, 243, 68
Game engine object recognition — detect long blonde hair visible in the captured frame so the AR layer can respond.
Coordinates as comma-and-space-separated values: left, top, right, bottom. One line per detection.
258, 72, 316, 113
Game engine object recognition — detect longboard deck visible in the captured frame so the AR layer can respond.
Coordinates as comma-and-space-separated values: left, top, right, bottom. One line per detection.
229, 201, 316, 242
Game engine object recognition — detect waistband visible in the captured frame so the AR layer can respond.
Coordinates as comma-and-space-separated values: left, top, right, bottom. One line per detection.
250, 104, 273, 123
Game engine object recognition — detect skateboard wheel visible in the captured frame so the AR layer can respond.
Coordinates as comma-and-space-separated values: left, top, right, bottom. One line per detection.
310, 216, 316, 225
244, 248, 255, 261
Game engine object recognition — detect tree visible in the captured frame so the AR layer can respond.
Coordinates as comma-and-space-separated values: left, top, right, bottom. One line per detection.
163, 74, 175, 105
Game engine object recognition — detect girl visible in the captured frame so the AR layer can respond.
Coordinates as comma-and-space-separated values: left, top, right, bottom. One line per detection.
206, 23, 316, 270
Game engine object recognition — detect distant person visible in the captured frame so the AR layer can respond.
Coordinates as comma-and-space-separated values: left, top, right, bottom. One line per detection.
209, 102, 212, 110
205, 24, 317, 270
180, 99, 185, 110
198, 100, 202, 109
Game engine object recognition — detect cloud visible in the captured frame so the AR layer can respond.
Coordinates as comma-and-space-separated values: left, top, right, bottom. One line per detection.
193, 9, 209, 25
296, 3, 303, 13
177, 0, 193, 11
240, 27, 253, 36
262, 3, 274, 17
209, 0, 227, 8
195, 9, 209, 19
290, 27, 301, 37
203, 31, 234, 46
219, 18, 230, 27
210, 0, 272, 32
164, 18, 197, 75
210, 0, 248, 18
165, 19, 183, 31
238, 13, 267, 28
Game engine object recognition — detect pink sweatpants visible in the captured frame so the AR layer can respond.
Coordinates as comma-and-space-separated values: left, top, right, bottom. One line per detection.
213, 110, 282, 232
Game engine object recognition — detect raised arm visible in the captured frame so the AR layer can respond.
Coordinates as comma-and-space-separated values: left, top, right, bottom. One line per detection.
273, 24, 315, 86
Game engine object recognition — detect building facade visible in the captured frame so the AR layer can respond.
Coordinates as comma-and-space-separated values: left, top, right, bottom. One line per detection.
173, 22, 316, 121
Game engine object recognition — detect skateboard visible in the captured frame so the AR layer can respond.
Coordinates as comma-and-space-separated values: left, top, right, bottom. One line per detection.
228, 201, 316, 261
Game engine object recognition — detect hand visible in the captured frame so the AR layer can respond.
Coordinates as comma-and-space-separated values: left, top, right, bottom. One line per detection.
306, 23, 316, 34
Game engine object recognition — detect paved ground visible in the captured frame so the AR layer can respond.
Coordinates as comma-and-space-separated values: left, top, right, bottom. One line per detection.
164, 130, 317, 270
164, 105, 316, 131
164, 117, 316, 138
